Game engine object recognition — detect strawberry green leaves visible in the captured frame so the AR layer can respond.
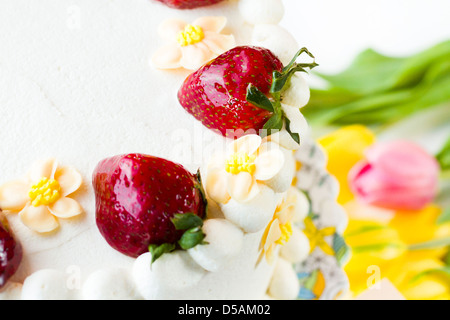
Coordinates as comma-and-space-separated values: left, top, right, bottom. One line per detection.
149, 213, 207, 264
246, 47, 317, 143
272, 47, 318, 93
172, 213, 207, 251
246, 85, 274, 112
148, 243, 176, 264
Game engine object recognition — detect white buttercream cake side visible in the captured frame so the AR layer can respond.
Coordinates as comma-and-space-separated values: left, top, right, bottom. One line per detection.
0, 0, 314, 300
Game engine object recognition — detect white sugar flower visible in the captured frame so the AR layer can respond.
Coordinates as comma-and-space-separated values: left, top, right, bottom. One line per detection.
0, 159, 83, 233
259, 187, 310, 264
205, 134, 287, 205
151, 16, 235, 70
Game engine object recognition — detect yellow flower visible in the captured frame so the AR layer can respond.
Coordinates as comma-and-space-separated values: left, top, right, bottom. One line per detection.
343, 202, 450, 299
388, 254, 450, 300
389, 205, 450, 259
318, 125, 376, 204
303, 216, 335, 256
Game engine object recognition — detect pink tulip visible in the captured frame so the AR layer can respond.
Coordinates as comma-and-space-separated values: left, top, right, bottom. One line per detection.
349, 140, 440, 210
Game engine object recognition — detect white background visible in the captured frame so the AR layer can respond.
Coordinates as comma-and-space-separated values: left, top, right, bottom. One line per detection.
281, 0, 450, 73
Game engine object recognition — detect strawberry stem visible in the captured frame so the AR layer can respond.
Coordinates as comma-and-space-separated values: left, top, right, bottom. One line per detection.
246, 47, 317, 143
282, 47, 316, 73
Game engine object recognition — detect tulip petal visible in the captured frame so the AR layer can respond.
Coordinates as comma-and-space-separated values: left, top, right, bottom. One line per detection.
366, 141, 439, 184
0, 180, 29, 212
48, 197, 83, 219
349, 160, 436, 211
19, 204, 59, 233
350, 140, 440, 210
193, 16, 227, 33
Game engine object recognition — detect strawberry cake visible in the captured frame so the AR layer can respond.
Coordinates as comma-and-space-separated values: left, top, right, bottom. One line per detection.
0, 0, 339, 300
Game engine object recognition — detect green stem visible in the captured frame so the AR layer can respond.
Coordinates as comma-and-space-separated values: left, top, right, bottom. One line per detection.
408, 237, 450, 251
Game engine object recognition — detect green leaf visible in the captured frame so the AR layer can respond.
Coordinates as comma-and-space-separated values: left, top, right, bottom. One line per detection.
148, 243, 176, 264
284, 118, 300, 144
315, 40, 450, 95
408, 237, 450, 250
246, 84, 274, 112
444, 250, 450, 266
178, 227, 207, 250
171, 213, 203, 231
271, 47, 318, 94
282, 47, 316, 73
332, 233, 350, 266
436, 136, 450, 171
409, 266, 450, 284
303, 51, 450, 127
194, 169, 208, 218
315, 48, 404, 95
271, 63, 318, 94
437, 208, 450, 225
302, 269, 318, 290
262, 112, 283, 136
351, 243, 404, 254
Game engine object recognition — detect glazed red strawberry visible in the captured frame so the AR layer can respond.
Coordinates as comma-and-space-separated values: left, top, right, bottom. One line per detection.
0, 213, 22, 289
154, 0, 224, 9
178, 46, 317, 142
93, 154, 207, 261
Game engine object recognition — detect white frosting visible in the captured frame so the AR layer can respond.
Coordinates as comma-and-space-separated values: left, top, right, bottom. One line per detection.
132, 230, 277, 300
82, 268, 140, 300
0, 0, 313, 300
220, 184, 278, 233
282, 74, 311, 109
252, 24, 299, 65
21, 269, 75, 300
239, 0, 285, 25
0, 282, 22, 300
267, 258, 300, 300
188, 218, 244, 272
280, 228, 310, 263
262, 145, 297, 193
132, 251, 207, 300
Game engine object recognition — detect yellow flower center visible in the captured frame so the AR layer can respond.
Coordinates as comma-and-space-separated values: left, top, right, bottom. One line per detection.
276, 221, 293, 245
225, 152, 256, 175
29, 177, 61, 207
176, 24, 205, 47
